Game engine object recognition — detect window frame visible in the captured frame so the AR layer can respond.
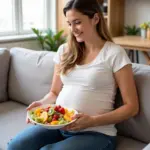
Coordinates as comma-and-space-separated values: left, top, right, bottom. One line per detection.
0, 0, 56, 37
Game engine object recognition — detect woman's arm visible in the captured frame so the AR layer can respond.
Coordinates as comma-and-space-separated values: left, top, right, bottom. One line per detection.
40, 64, 63, 104
92, 64, 139, 126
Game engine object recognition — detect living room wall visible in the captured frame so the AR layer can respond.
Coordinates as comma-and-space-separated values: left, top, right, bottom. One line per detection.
125, 0, 150, 64
125, 0, 150, 26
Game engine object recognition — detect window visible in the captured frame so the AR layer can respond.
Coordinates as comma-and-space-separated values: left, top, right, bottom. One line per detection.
0, 0, 56, 36
22, 0, 46, 31
0, 0, 15, 33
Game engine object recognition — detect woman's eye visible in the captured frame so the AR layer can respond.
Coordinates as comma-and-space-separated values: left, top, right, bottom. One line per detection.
67, 21, 81, 26
75, 21, 81, 24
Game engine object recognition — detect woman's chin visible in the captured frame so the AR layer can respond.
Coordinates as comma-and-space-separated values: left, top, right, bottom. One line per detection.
76, 37, 84, 43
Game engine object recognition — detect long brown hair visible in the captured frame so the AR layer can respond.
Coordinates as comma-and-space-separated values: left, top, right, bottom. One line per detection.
59, 0, 112, 75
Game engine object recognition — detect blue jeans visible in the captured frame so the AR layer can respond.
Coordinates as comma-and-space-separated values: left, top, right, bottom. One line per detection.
7, 126, 116, 150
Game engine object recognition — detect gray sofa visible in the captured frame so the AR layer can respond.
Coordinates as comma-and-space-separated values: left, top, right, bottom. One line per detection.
0, 47, 150, 150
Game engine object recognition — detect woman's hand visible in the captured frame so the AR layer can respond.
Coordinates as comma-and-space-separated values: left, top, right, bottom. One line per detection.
26, 100, 43, 124
62, 113, 95, 131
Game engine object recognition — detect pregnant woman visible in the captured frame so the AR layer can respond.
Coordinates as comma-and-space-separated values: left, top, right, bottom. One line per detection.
7, 0, 139, 150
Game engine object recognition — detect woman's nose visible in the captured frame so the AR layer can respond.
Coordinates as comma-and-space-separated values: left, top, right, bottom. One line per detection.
70, 25, 76, 32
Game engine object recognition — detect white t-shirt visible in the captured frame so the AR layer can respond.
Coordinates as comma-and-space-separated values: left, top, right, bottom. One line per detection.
53, 41, 131, 136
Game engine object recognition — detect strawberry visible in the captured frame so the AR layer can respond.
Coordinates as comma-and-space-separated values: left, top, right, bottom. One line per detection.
45, 108, 49, 112
52, 118, 57, 121
47, 106, 51, 109
53, 114, 59, 120
58, 105, 61, 109
54, 106, 59, 111
59, 107, 65, 114
44, 106, 51, 112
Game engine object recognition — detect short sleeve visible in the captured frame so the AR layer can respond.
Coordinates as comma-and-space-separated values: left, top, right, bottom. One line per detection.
53, 44, 65, 64
109, 45, 132, 73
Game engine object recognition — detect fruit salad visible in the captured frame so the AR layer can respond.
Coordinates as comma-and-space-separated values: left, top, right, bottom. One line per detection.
29, 105, 76, 125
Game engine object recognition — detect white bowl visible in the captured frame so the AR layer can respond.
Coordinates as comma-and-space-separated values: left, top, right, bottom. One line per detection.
27, 104, 78, 129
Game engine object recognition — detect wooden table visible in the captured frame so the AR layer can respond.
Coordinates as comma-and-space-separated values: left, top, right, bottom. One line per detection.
113, 36, 150, 65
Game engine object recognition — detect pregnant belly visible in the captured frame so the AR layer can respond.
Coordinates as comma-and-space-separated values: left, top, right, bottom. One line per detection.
56, 86, 115, 115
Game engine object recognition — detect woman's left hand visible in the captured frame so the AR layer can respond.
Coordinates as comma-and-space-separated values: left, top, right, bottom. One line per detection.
62, 113, 95, 131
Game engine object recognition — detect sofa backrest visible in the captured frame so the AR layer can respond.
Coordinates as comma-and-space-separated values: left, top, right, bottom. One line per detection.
0, 48, 10, 102
115, 63, 150, 143
8, 47, 55, 105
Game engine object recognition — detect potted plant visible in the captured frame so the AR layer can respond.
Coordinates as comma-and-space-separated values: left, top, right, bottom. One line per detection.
124, 25, 140, 35
140, 22, 149, 39
147, 22, 150, 40
32, 28, 66, 52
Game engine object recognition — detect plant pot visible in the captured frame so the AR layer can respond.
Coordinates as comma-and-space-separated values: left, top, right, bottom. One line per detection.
141, 29, 147, 39
147, 28, 150, 40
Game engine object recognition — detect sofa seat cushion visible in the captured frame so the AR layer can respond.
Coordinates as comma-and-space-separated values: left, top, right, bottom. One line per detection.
0, 101, 32, 150
8, 47, 56, 105
116, 136, 146, 150
0, 48, 10, 102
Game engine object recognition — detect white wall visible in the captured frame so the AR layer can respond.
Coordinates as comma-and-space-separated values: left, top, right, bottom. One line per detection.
125, 0, 150, 27
125, 0, 150, 64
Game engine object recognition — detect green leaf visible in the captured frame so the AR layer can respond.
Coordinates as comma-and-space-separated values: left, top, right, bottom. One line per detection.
54, 30, 64, 41
31, 27, 66, 51
32, 28, 39, 35
46, 29, 54, 37
32, 28, 45, 49
124, 25, 140, 35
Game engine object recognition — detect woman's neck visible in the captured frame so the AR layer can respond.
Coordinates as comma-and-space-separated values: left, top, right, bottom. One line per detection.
84, 36, 106, 53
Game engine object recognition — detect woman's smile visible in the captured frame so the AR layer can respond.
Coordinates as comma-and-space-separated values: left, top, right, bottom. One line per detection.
74, 32, 83, 37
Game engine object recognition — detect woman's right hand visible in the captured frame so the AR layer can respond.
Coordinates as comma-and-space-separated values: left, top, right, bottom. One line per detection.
26, 100, 43, 124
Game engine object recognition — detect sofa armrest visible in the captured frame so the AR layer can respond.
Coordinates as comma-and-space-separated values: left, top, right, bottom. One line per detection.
0, 48, 10, 102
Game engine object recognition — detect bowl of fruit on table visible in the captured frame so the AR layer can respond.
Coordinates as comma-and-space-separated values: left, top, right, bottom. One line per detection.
27, 104, 78, 129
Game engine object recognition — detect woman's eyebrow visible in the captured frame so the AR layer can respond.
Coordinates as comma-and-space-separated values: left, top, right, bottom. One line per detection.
67, 19, 80, 23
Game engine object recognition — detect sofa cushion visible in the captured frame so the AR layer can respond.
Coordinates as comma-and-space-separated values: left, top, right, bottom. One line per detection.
0, 101, 32, 150
116, 136, 146, 150
115, 63, 150, 143
8, 47, 55, 105
0, 48, 10, 102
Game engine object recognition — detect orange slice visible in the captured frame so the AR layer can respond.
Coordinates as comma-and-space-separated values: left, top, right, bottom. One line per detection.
35, 108, 41, 115
50, 121, 59, 125
64, 114, 72, 122
40, 112, 48, 122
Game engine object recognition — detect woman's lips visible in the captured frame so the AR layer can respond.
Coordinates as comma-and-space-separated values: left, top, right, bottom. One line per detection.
74, 32, 83, 37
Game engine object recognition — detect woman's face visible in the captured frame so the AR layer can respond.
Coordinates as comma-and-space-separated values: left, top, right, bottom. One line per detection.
66, 9, 98, 42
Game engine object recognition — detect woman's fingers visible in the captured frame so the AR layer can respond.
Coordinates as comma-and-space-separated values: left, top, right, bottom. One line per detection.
26, 116, 30, 124
26, 101, 42, 125
26, 101, 42, 110
74, 113, 84, 118
26, 102, 36, 110
26, 115, 37, 125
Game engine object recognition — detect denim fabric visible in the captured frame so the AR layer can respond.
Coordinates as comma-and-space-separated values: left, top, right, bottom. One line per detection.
7, 126, 116, 150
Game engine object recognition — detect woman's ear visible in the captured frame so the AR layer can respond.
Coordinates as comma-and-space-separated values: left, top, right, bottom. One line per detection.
93, 13, 100, 25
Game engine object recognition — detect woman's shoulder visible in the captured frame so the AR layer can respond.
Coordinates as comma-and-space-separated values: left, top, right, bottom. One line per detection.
57, 43, 68, 54
53, 43, 68, 64
103, 41, 131, 72
58, 43, 68, 52
58, 43, 67, 49
105, 41, 125, 56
